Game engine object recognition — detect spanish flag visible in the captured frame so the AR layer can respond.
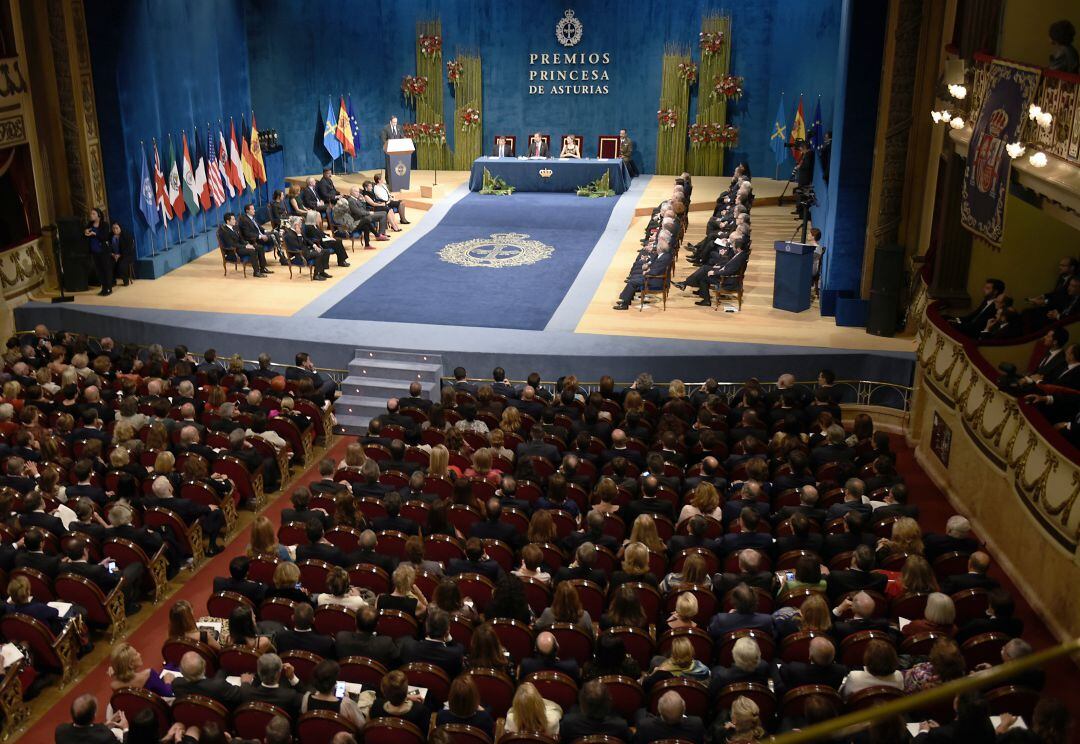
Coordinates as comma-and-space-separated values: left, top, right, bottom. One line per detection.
250, 113, 266, 183
240, 114, 256, 190
789, 95, 807, 165
336, 96, 355, 157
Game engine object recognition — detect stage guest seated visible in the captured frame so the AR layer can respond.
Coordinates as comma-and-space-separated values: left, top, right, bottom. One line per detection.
527, 132, 549, 158
372, 173, 409, 224
302, 212, 349, 269
269, 189, 290, 229
613, 243, 673, 310
559, 135, 581, 159
218, 212, 270, 277
316, 167, 338, 207
300, 177, 326, 214
361, 180, 401, 232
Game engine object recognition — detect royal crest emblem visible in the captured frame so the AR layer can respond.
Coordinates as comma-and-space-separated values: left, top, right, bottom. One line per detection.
439, 232, 554, 269
539, 168, 553, 178
394, 162, 407, 177
556, 9, 583, 47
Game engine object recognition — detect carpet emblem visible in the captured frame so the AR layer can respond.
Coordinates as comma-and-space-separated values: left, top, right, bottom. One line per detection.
438, 232, 554, 268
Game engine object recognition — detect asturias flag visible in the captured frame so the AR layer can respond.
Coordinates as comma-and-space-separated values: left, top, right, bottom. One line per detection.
789, 96, 807, 164
167, 136, 185, 219
811, 97, 824, 151
250, 113, 266, 183
181, 131, 200, 215
770, 94, 788, 168
324, 100, 343, 161
138, 144, 158, 228
336, 96, 355, 157
153, 140, 173, 221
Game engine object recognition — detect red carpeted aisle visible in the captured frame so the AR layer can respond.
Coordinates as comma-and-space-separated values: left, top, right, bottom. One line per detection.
15, 437, 352, 742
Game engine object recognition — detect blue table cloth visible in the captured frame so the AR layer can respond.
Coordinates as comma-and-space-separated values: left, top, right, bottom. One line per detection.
468, 157, 632, 194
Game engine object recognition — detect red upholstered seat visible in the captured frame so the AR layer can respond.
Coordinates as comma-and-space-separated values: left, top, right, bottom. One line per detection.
363, 718, 425, 744
603, 626, 654, 669
781, 684, 843, 718
457, 572, 496, 608
298, 559, 333, 594
313, 605, 357, 635
524, 669, 579, 711
281, 649, 323, 683
715, 681, 777, 724
780, 630, 830, 663
465, 667, 515, 716
162, 637, 217, 675
348, 564, 390, 595
961, 632, 1009, 669
436, 723, 493, 744
647, 678, 709, 718
171, 694, 228, 731
548, 622, 594, 665
657, 627, 713, 663
339, 655, 389, 685
598, 674, 644, 719
298, 710, 358, 742
233, 702, 290, 741
219, 646, 260, 675
846, 684, 903, 711
110, 688, 171, 736
716, 629, 776, 667
401, 661, 451, 703
426, 534, 466, 563
376, 609, 419, 639
248, 556, 280, 584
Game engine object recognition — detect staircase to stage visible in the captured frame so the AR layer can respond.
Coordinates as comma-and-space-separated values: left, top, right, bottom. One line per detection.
336, 349, 443, 435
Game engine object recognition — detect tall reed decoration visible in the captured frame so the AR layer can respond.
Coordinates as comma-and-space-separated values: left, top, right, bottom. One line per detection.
451, 53, 483, 170
688, 14, 733, 176
415, 19, 451, 169
655, 45, 693, 175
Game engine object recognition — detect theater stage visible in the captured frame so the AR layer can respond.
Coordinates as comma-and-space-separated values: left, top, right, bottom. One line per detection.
15, 171, 914, 385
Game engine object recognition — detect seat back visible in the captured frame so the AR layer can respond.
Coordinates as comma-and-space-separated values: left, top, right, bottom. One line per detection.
218, 646, 261, 675
839, 629, 894, 667
548, 622, 594, 665
54, 573, 117, 628
298, 559, 333, 594
161, 637, 217, 676
0, 614, 64, 670
348, 563, 390, 595
10, 567, 53, 602
520, 575, 553, 616
646, 677, 710, 718
258, 597, 298, 628
716, 628, 776, 666
951, 588, 990, 625
425, 534, 466, 564
298, 710, 358, 742
714, 681, 777, 724
206, 591, 254, 619
983, 685, 1041, 719
339, 655, 389, 685
233, 702, 290, 741
248, 555, 281, 585
845, 684, 903, 712
171, 694, 228, 731
363, 717, 425, 744
278, 521, 310, 546
491, 618, 534, 662
456, 572, 496, 608
603, 626, 654, 669
567, 579, 604, 620
598, 674, 644, 720
464, 667, 515, 716
375, 608, 419, 639
960, 632, 1009, 669
313, 605, 357, 635
110, 688, 172, 736
436, 723, 493, 744
401, 661, 451, 704
597, 135, 620, 159
280, 649, 323, 683
780, 684, 843, 719
657, 627, 713, 663
523, 669, 578, 711
326, 526, 363, 554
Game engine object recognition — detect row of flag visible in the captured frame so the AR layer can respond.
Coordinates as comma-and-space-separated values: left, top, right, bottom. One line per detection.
322, 95, 359, 161
769, 94, 825, 168
136, 115, 266, 229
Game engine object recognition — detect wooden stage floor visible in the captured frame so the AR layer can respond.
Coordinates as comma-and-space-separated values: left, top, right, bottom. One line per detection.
36, 171, 911, 354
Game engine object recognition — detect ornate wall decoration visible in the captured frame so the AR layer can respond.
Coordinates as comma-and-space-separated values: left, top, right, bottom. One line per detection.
0, 58, 27, 99
0, 240, 48, 299
0, 115, 26, 147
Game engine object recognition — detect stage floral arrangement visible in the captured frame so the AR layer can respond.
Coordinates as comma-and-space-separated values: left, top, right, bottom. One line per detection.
676, 61, 698, 85
419, 34, 442, 58
458, 107, 481, 132
480, 167, 514, 196
657, 108, 678, 129
699, 30, 725, 56
713, 74, 744, 100
401, 75, 428, 103
446, 59, 463, 85
403, 122, 446, 145
576, 170, 615, 198
688, 122, 740, 148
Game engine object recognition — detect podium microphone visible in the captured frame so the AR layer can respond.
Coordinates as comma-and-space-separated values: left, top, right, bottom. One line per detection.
41, 224, 75, 304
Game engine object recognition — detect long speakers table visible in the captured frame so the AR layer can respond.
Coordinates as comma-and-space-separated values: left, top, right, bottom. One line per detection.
468, 157, 631, 194
772, 240, 815, 313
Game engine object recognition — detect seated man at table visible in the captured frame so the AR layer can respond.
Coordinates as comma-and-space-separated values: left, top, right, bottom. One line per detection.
526, 132, 548, 158
560, 135, 581, 159
492, 136, 513, 158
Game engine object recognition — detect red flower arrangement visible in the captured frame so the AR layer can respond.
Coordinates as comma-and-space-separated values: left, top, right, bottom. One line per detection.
419, 34, 442, 58
446, 59, 463, 85
688, 122, 740, 148
403, 122, 446, 144
657, 108, 679, 129
676, 61, 698, 84
401, 75, 428, 102
713, 74, 744, 100
459, 107, 481, 131
699, 30, 725, 56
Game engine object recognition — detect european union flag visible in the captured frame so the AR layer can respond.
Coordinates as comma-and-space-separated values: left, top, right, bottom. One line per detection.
324, 100, 343, 162
770, 94, 788, 168
811, 98, 824, 151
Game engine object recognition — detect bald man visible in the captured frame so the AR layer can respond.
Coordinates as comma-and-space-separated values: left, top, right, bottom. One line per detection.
778, 636, 847, 691
633, 690, 706, 744
832, 591, 899, 643
55, 694, 127, 744
171, 651, 243, 707
519, 630, 580, 680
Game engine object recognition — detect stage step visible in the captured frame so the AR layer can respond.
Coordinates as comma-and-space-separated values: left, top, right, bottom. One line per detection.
336, 349, 444, 435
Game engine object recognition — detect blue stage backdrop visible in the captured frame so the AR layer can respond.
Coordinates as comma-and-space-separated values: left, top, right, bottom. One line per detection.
243, 0, 842, 177
87, 0, 253, 261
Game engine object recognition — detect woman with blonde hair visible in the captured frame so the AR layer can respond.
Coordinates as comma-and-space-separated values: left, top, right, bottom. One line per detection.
726, 695, 766, 743
643, 636, 709, 690
625, 514, 664, 553
678, 482, 722, 524
427, 444, 449, 478
248, 515, 292, 561
338, 442, 366, 471
797, 593, 833, 633
526, 509, 558, 544
610, 542, 656, 591
109, 642, 174, 695
168, 599, 221, 651
377, 563, 428, 619
876, 516, 924, 563
264, 561, 311, 605
499, 406, 521, 435
464, 447, 501, 485
504, 681, 562, 736
665, 592, 699, 631
487, 428, 514, 463
660, 553, 712, 592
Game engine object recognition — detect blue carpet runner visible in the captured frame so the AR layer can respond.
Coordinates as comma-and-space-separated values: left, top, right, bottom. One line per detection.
320, 191, 621, 330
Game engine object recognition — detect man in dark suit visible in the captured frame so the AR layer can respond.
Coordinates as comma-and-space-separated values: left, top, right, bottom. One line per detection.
66, 459, 107, 506
518, 632, 580, 681
54, 694, 128, 744
213, 556, 267, 606
553, 542, 608, 587
14, 528, 61, 577
238, 202, 282, 264
66, 409, 111, 450
0, 456, 36, 495
492, 136, 514, 158
810, 425, 855, 471
714, 549, 774, 597
316, 168, 338, 206
956, 588, 1023, 643
633, 691, 706, 744
371, 493, 419, 535
562, 511, 619, 555
773, 485, 828, 527
1019, 327, 1070, 389
614, 244, 673, 310
218, 212, 270, 277
299, 177, 326, 212
923, 515, 980, 561
283, 216, 331, 280
826, 544, 888, 603
106, 504, 168, 565
399, 381, 433, 412
623, 475, 676, 526
831, 591, 899, 643
773, 512, 825, 556
144, 475, 225, 554
516, 425, 560, 464
707, 584, 775, 639
171, 652, 242, 708
397, 609, 465, 679
559, 680, 631, 743
721, 481, 771, 525
469, 500, 523, 549
237, 653, 303, 719
446, 538, 502, 582
778, 637, 848, 691
345, 530, 398, 574
719, 508, 774, 558
489, 367, 517, 399
376, 398, 421, 443
335, 605, 400, 667
274, 603, 335, 658
771, 450, 817, 497
280, 487, 333, 531
674, 236, 748, 307
868, 483, 919, 523
508, 386, 546, 419
295, 520, 347, 566
525, 132, 549, 158
309, 459, 350, 501
940, 551, 1000, 594
822, 511, 877, 558
825, 478, 872, 522
60, 536, 143, 614
286, 352, 338, 403
949, 278, 1003, 336
379, 116, 404, 146
19, 492, 65, 537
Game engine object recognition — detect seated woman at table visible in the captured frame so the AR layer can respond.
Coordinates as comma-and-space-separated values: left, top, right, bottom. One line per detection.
560, 135, 581, 159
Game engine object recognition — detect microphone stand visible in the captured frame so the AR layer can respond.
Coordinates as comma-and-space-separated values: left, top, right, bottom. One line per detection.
43, 225, 75, 303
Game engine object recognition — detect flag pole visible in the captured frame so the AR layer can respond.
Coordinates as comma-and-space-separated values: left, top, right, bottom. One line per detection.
141, 140, 157, 257
184, 130, 196, 240
169, 133, 183, 245
154, 137, 169, 255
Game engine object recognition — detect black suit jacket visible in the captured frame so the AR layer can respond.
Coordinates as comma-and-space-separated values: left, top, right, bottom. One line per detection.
468, 519, 522, 549
778, 660, 848, 691
172, 673, 243, 708
237, 214, 268, 243
300, 186, 323, 210
623, 497, 675, 526
296, 542, 347, 566
237, 680, 302, 719
316, 176, 338, 204
213, 576, 267, 605
826, 569, 888, 603
107, 524, 164, 558
372, 515, 419, 536
275, 627, 336, 659
398, 637, 465, 678
20, 511, 66, 537
560, 710, 629, 744
526, 139, 549, 157
345, 548, 397, 574
54, 723, 118, 744
941, 572, 999, 594
519, 655, 580, 681
14, 551, 61, 578
218, 223, 246, 250
632, 714, 706, 744
380, 123, 404, 144
60, 560, 120, 594
446, 557, 502, 582
335, 631, 401, 667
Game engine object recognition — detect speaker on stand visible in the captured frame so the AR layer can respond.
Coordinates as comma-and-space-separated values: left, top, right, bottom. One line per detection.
867, 244, 905, 337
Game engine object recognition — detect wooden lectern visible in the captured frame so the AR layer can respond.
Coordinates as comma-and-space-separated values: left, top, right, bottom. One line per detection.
384, 137, 415, 192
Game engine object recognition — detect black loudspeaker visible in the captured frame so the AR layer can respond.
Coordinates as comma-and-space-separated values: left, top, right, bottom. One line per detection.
55, 218, 90, 292
867, 244, 905, 337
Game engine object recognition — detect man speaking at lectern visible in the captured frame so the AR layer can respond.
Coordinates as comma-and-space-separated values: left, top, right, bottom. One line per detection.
380, 116, 403, 146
